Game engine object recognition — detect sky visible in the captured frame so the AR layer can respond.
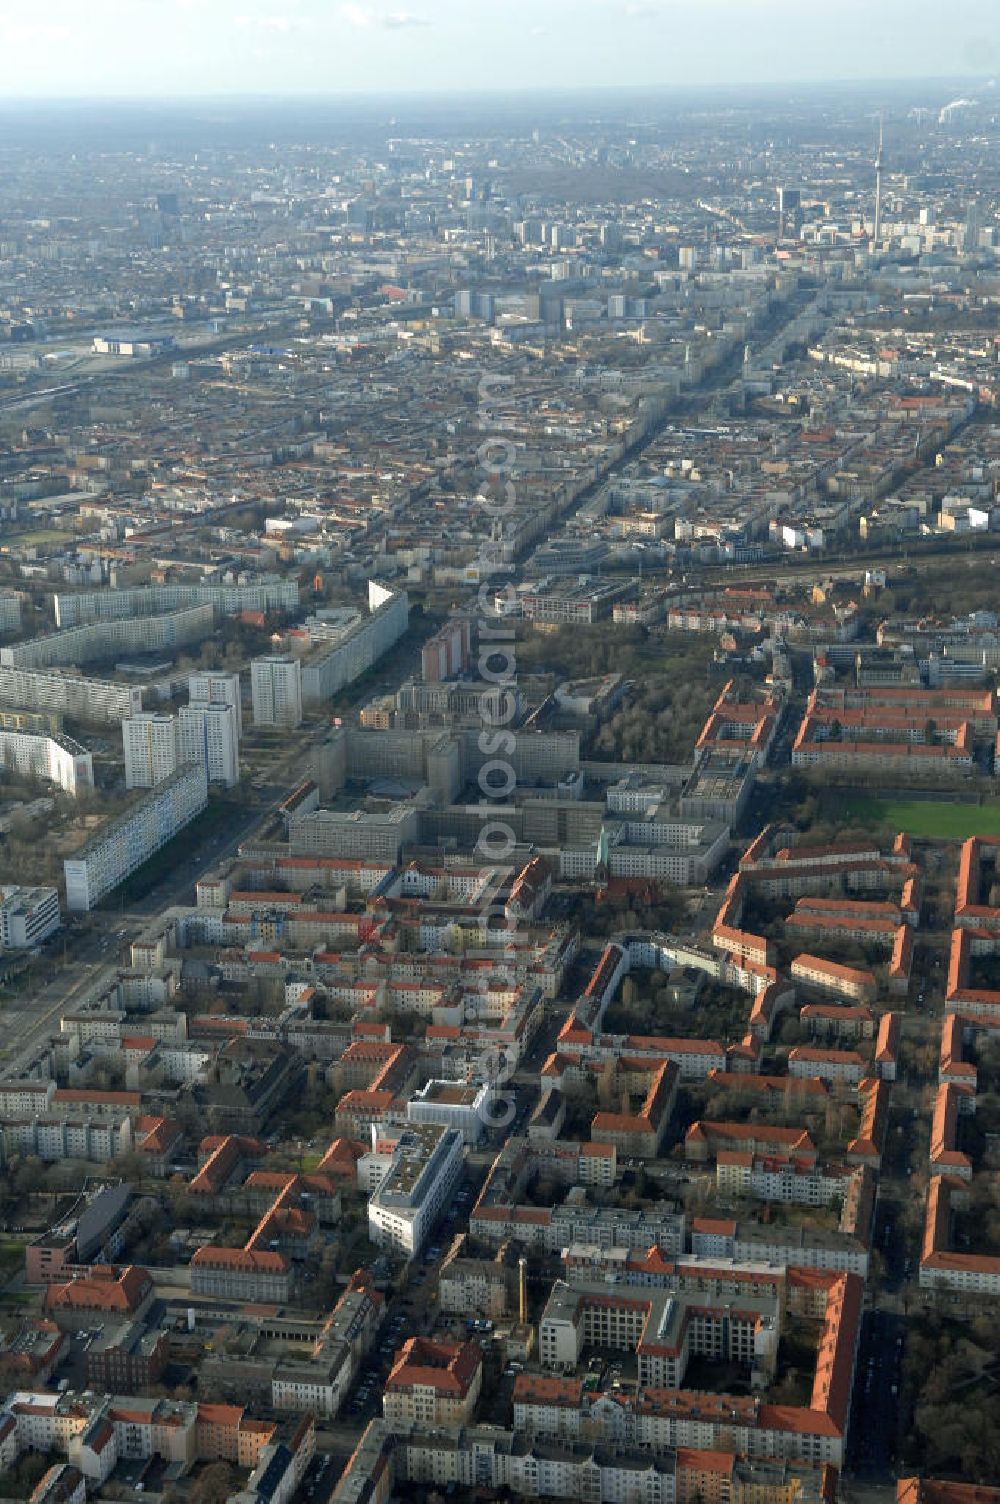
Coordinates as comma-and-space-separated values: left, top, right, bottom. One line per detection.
0, 0, 996, 98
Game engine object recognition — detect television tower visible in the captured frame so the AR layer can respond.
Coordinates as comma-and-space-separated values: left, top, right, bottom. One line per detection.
873, 117, 884, 247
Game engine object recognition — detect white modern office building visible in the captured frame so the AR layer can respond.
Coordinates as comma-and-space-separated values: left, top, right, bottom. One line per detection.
189, 670, 243, 732
123, 713, 180, 790
300, 582, 408, 704
0, 885, 60, 949
0, 728, 94, 797
125, 684, 241, 790
0, 666, 142, 725
53, 577, 299, 628
178, 702, 240, 787
288, 804, 420, 862
251, 656, 303, 729
63, 761, 208, 912
1, 1116, 129, 1164
0, 593, 22, 634
366, 1123, 464, 1258
406, 1080, 491, 1145
1, 605, 214, 670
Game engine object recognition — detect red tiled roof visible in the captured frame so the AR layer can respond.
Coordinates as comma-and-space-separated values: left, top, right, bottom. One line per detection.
386, 1337, 481, 1398
47, 1265, 151, 1313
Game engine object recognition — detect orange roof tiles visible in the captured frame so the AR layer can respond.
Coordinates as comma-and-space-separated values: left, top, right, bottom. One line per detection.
876, 1012, 901, 1063
191, 1246, 288, 1273
190, 1134, 261, 1194
386, 1337, 481, 1397
676, 1448, 737, 1477
197, 1403, 245, 1427
513, 1374, 583, 1405
687, 1121, 817, 1155
800, 1002, 874, 1021
789, 1046, 865, 1067
47, 1265, 151, 1313
929, 1082, 974, 1174
897, 1479, 1000, 1504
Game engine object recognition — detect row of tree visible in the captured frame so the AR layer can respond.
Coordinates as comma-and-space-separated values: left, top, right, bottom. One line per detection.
902, 1311, 1000, 1482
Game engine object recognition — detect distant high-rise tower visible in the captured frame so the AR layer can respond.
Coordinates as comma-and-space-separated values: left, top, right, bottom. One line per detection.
873, 117, 884, 247
964, 200, 980, 253
777, 186, 801, 240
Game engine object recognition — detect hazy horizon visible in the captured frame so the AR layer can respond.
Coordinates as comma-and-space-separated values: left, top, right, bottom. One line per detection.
0, 0, 997, 100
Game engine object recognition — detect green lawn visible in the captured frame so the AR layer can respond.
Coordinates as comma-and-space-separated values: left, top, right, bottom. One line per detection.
842, 797, 1000, 840
5, 528, 75, 548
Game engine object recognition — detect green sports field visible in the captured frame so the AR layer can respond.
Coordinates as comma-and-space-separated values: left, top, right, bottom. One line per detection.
842, 797, 1000, 840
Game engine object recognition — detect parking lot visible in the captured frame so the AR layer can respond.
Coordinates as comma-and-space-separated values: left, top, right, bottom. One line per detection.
299, 1452, 340, 1504
343, 1175, 479, 1424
